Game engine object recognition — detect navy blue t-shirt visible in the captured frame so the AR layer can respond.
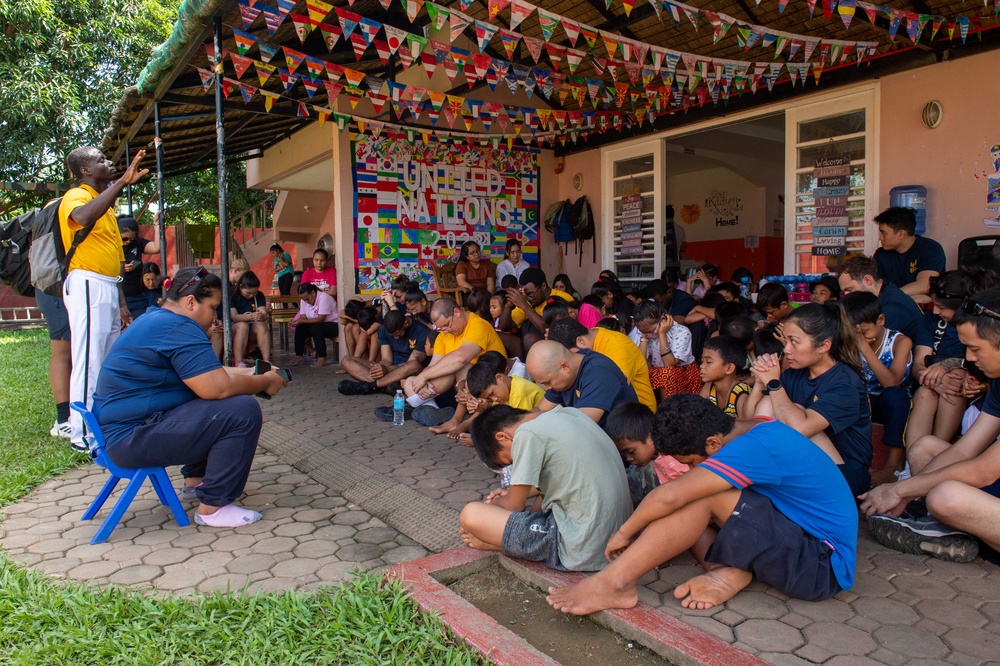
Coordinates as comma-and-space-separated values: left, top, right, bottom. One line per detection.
669, 289, 697, 317
874, 236, 946, 289
93, 307, 223, 447
925, 313, 964, 358
879, 282, 933, 349
982, 380, 1000, 418
781, 363, 872, 497
232, 290, 266, 315
377, 320, 429, 365
543, 349, 638, 429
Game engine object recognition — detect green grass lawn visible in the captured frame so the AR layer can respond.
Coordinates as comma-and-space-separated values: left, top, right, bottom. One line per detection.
0, 328, 482, 665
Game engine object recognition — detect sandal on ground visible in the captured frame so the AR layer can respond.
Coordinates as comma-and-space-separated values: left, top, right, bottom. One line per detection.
193, 504, 262, 527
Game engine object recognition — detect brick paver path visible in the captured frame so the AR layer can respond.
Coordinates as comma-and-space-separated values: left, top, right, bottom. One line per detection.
3, 357, 1000, 664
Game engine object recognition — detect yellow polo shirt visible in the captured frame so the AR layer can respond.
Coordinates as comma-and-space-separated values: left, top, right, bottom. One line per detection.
592, 328, 657, 411
433, 312, 507, 360
506, 376, 545, 411
511, 288, 573, 327
59, 185, 124, 278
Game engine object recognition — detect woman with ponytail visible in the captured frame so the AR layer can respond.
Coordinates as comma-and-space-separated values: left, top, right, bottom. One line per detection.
747, 301, 873, 497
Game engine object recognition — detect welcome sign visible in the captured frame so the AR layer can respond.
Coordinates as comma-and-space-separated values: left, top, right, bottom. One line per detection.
352, 133, 540, 294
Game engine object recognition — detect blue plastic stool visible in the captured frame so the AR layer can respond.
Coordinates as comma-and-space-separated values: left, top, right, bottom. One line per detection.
71, 402, 190, 544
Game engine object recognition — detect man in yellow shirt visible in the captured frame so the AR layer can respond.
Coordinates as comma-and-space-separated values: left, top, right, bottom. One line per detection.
402, 297, 507, 425
60, 147, 147, 450
547, 317, 658, 412
498, 267, 572, 354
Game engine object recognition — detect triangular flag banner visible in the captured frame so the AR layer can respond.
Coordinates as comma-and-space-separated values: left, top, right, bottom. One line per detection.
304, 55, 325, 79
358, 16, 381, 46
857, 1, 878, 24
324, 81, 344, 100
261, 90, 279, 112
230, 53, 254, 79
805, 0, 818, 17
258, 41, 279, 63
289, 13, 319, 43
297, 101, 310, 118
957, 16, 969, 43
602, 32, 620, 58
622, 0, 636, 16
384, 25, 407, 54
197, 68, 214, 91
523, 35, 544, 63
777, 0, 789, 13
510, 0, 533, 31
256, 61, 276, 86
233, 29, 256, 56
821, 0, 836, 22
426, 2, 448, 31
221, 78, 239, 99
276, 0, 296, 21
278, 69, 299, 93
373, 39, 391, 65
421, 52, 438, 78
499, 29, 520, 60
317, 108, 330, 125
546, 43, 565, 70
406, 0, 425, 22
349, 33, 370, 60
307, 0, 334, 24
887, 10, 902, 39
343, 67, 365, 88
488, 0, 511, 20
283, 46, 306, 72
259, 6, 283, 35
301, 76, 320, 97
838, 0, 856, 28
450, 14, 470, 43
682, 8, 699, 30
537, 10, 559, 42
475, 21, 499, 51
566, 49, 583, 74
325, 61, 344, 82
238, 0, 262, 29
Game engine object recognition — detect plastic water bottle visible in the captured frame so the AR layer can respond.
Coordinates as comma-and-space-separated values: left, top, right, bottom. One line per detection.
393, 390, 405, 426
739, 277, 751, 300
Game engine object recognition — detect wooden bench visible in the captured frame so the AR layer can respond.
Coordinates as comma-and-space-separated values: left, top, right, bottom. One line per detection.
268, 295, 300, 352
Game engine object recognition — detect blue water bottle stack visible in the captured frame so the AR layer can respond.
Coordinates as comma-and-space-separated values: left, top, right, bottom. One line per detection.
393, 390, 405, 426
889, 185, 927, 235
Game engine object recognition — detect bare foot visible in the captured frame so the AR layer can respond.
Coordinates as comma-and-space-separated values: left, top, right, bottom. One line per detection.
456, 433, 472, 447
546, 573, 639, 616
334, 368, 346, 374
459, 528, 500, 551
290, 357, 306, 366
673, 567, 752, 610
312, 358, 326, 368
429, 417, 461, 436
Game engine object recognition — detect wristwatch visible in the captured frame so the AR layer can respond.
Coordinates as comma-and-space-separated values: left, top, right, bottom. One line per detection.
766, 378, 782, 393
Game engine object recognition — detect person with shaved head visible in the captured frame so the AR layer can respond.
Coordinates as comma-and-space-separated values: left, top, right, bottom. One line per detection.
527, 340, 637, 431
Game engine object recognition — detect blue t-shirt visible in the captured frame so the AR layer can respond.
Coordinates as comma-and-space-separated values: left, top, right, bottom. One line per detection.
699, 419, 857, 591
925, 313, 963, 358
232, 291, 266, 315
377, 320, 429, 365
879, 282, 933, 348
543, 349, 638, 429
874, 236, 946, 289
982, 380, 1000, 418
669, 289, 697, 317
781, 363, 872, 497
93, 307, 223, 447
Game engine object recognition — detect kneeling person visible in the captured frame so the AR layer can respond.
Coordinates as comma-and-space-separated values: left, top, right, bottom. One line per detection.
460, 405, 632, 571
547, 394, 857, 615
339, 309, 428, 395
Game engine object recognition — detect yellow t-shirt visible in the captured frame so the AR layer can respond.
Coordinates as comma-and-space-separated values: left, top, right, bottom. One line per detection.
506, 376, 545, 411
433, 312, 507, 360
592, 328, 657, 411
511, 288, 573, 327
59, 185, 124, 278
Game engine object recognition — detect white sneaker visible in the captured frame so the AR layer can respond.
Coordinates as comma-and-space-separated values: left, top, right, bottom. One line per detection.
50, 420, 72, 439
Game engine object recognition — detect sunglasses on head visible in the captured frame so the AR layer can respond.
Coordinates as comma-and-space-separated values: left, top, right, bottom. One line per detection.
176, 267, 209, 297
963, 300, 1000, 322
929, 275, 964, 301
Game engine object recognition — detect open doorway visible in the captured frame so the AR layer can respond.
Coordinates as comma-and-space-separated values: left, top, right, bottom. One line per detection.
664, 114, 786, 284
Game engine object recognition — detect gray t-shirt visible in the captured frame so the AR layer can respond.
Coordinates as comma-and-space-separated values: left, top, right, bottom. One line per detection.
509, 406, 633, 571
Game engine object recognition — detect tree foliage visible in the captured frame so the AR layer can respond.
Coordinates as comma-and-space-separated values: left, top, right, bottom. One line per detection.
0, 0, 179, 183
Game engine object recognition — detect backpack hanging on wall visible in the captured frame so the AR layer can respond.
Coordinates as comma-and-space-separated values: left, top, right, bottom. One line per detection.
544, 199, 576, 245
567, 196, 595, 266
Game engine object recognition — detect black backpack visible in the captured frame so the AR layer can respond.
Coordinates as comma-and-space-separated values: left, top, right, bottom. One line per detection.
0, 197, 93, 298
567, 195, 595, 266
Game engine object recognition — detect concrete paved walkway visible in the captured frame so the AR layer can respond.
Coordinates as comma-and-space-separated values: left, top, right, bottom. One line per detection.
3, 357, 1000, 664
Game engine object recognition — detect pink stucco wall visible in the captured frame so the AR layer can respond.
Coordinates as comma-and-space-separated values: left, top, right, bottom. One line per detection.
878, 50, 1000, 264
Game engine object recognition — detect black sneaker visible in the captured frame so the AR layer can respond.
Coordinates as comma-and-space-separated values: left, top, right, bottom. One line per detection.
339, 379, 379, 396
374, 404, 414, 422
868, 514, 979, 563
383, 381, 403, 395
412, 405, 456, 427
901, 497, 928, 520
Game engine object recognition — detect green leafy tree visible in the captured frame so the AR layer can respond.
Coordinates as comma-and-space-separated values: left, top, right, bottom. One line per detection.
0, 0, 179, 184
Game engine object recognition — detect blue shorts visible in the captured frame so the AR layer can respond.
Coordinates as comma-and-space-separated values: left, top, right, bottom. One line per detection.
34, 291, 70, 341
706, 488, 842, 601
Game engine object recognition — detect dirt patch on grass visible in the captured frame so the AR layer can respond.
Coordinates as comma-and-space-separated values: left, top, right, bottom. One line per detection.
450, 562, 672, 665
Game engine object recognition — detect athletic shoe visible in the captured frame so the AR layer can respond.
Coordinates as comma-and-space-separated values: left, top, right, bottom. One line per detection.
70, 440, 89, 453
383, 381, 403, 395
50, 420, 72, 439
338, 379, 379, 396
868, 514, 979, 563
901, 497, 928, 520
374, 404, 414, 423
181, 485, 201, 500
413, 406, 456, 427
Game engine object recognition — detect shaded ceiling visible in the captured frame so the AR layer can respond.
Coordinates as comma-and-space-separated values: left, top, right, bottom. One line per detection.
102, 0, 1000, 178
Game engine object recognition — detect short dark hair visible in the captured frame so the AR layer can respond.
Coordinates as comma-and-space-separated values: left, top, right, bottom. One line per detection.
405, 287, 428, 305
313, 248, 329, 259
652, 394, 734, 457
117, 215, 139, 234
713, 282, 740, 300
383, 309, 408, 335
297, 282, 318, 295
718, 317, 756, 349
470, 404, 527, 470
165, 267, 222, 303
500, 274, 518, 289
645, 279, 670, 300
270, 243, 283, 252
699, 292, 727, 310
66, 146, 103, 180
753, 323, 785, 357
344, 299, 366, 319
466, 351, 509, 397
390, 275, 410, 292
519, 267, 547, 288
605, 403, 655, 444
595, 316, 625, 332
542, 299, 571, 327
703, 336, 749, 373
841, 291, 883, 326
547, 317, 588, 349
632, 300, 663, 325
357, 306, 379, 330
466, 288, 492, 319
952, 287, 1000, 347
757, 282, 789, 310
841, 255, 880, 283
731, 267, 754, 284
715, 301, 745, 327
874, 207, 917, 236
238, 271, 260, 290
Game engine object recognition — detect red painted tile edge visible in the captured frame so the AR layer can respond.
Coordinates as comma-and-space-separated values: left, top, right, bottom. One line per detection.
388, 548, 767, 666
